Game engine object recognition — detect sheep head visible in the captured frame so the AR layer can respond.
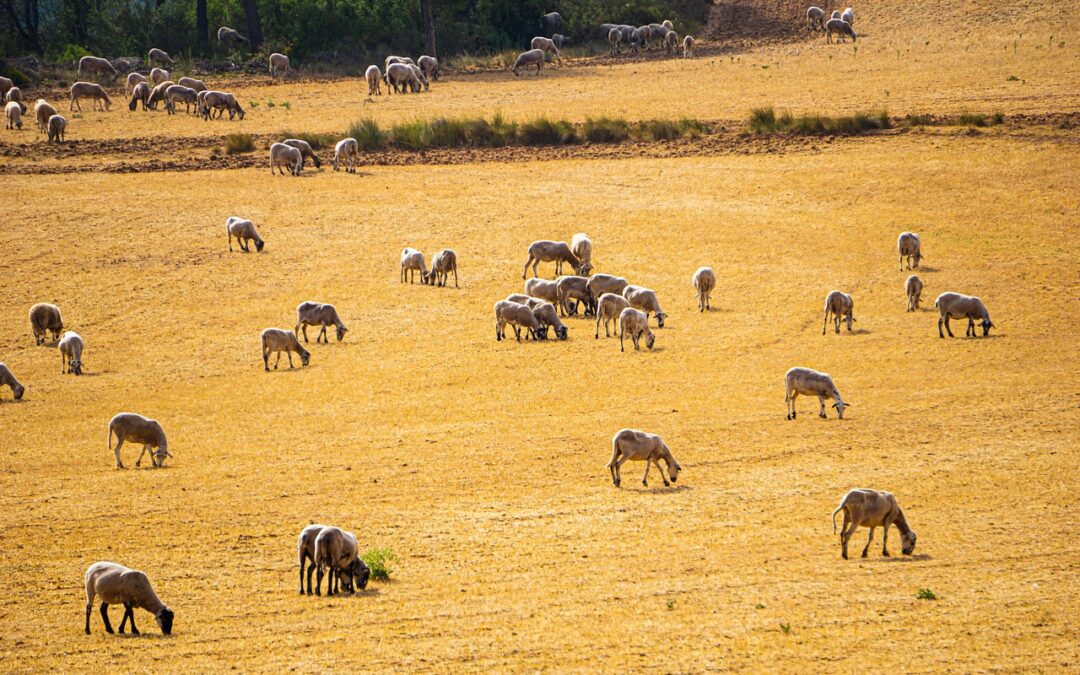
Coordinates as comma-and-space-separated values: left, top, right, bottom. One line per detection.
644, 332, 655, 350
901, 530, 917, 555
832, 401, 850, 419
335, 325, 348, 342
12, 383, 24, 400
156, 607, 174, 635
655, 311, 667, 328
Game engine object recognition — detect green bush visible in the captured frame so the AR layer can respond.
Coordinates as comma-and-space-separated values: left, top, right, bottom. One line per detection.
916, 588, 938, 600
0, 65, 31, 87
584, 117, 631, 143
747, 107, 890, 135
224, 134, 255, 155
360, 548, 397, 581
518, 117, 578, 145
347, 118, 387, 151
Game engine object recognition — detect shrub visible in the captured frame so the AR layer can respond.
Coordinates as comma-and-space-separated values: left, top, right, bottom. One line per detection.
747, 107, 890, 135
360, 548, 397, 581
224, 133, 254, 154
389, 120, 427, 149
424, 117, 470, 147
0, 66, 31, 87
347, 118, 386, 151
748, 106, 779, 133
518, 117, 578, 145
916, 588, 938, 601
584, 117, 631, 143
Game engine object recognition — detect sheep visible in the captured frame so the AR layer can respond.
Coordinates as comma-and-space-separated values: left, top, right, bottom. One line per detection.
84, 561, 174, 636
0, 363, 25, 400
831, 489, 917, 560
512, 49, 546, 77
313, 526, 370, 596
522, 240, 584, 279
217, 26, 249, 47
826, 18, 857, 43
784, 366, 849, 420
607, 429, 681, 488
649, 23, 670, 44
556, 275, 594, 317
841, 7, 854, 26
200, 91, 244, 120
551, 34, 568, 50
540, 11, 562, 34
570, 232, 592, 270
29, 302, 64, 345
822, 290, 855, 334
897, 231, 923, 271
108, 412, 171, 468
529, 37, 563, 67
594, 292, 630, 338
269, 53, 290, 79
226, 216, 264, 253
164, 85, 198, 115
5, 101, 22, 130
176, 76, 207, 92
5, 85, 25, 109
298, 525, 368, 595
662, 19, 674, 30
146, 80, 175, 110
333, 137, 359, 173
494, 300, 546, 342
269, 142, 303, 176
524, 277, 560, 306
400, 248, 427, 283
0, 75, 11, 97
69, 82, 111, 112
147, 48, 175, 66
586, 273, 629, 302
58, 331, 84, 375
418, 55, 439, 81
125, 72, 148, 97
934, 292, 994, 338
149, 67, 170, 86
683, 35, 696, 57
407, 64, 430, 92
664, 30, 680, 55
608, 28, 623, 55
128, 82, 150, 111
905, 275, 924, 311
806, 6, 825, 30
533, 303, 568, 340
425, 249, 459, 288
365, 65, 383, 95
630, 27, 649, 53
384, 55, 416, 71
295, 302, 348, 343
692, 266, 716, 311
261, 328, 310, 370
385, 63, 424, 94
505, 294, 546, 308
623, 286, 667, 327
830, 9, 841, 19
33, 99, 57, 134
283, 138, 322, 170
78, 56, 118, 82
619, 307, 655, 352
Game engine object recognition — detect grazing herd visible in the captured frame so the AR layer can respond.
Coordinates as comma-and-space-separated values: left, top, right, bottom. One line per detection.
808, 5, 858, 43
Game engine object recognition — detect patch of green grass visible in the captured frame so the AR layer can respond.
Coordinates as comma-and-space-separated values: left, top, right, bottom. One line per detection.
347, 118, 387, 151
518, 117, 578, 145
666, 599, 676, 610
389, 120, 427, 149
224, 133, 255, 154
423, 117, 470, 147
1006, 74, 1020, 81
748, 106, 779, 133
641, 117, 705, 141
755, 603, 766, 609
360, 548, 397, 581
747, 107, 890, 135
584, 117, 631, 143
916, 588, 938, 600
279, 131, 336, 149
778, 622, 792, 635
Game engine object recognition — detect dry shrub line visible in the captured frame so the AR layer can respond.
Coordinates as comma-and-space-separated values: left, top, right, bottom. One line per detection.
747, 107, 1008, 135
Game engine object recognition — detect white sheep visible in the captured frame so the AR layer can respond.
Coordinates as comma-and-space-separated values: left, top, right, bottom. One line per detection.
5, 85, 25, 108
33, 99, 57, 134
418, 55, 439, 81
512, 49, 546, 76
149, 67, 170, 86
505, 294, 546, 308
692, 266, 716, 311
494, 300, 546, 342
29, 302, 64, 344
313, 527, 369, 596
0, 363, 25, 400
826, 18, 857, 43
524, 277, 560, 306
570, 233, 592, 271
806, 6, 825, 30
69, 82, 111, 112
384, 55, 416, 72
58, 330, 85, 375
897, 231, 923, 271
934, 292, 994, 337
125, 72, 148, 96
5, 101, 22, 130
78, 56, 118, 82
533, 303, 568, 340
365, 65, 383, 95
128, 82, 150, 111
905, 275, 924, 311
607, 429, 682, 488
0, 75, 12, 97
298, 524, 367, 594
269, 142, 303, 176
586, 273, 629, 301
425, 249, 459, 287
384, 63, 423, 94
164, 85, 199, 115
662, 19, 673, 30
594, 292, 629, 338
530, 37, 563, 66
200, 91, 245, 120
295, 301, 348, 343
831, 489, 918, 560
619, 307, 655, 351
147, 48, 175, 66
608, 27, 623, 55
623, 286, 667, 327
822, 290, 855, 334
333, 137, 359, 173
784, 367, 849, 420
226, 216, 264, 252
84, 561, 174, 636
261, 328, 310, 370
269, 53, 290, 78
664, 30, 679, 55
400, 247, 427, 283
146, 80, 175, 110
841, 7, 854, 26
108, 412, 171, 468
556, 275, 594, 316
683, 35, 696, 58
217, 26, 249, 47
283, 138, 323, 170
176, 76, 207, 92
522, 240, 584, 279
407, 64, 430, 92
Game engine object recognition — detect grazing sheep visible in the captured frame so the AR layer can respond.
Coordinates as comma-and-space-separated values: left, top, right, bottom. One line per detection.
608, 28, 623, 55
0, 363, 25, 400
108, 412, 171, 468
425, 249, 459, 288
365, 65, 383, 95
494, 300, 546, 342
69, 82, 111, 112
556, 275, 593, 317
619, 307, 655, 351
29, 302, 64, 345
400, 248, 427, 283
784, 366, 849, 420
0, 75, 11, 97
78, 56, 118, 82
662, 19, 674, 30
298, 525, 367, 595
831, 489, 917, 560
522, 240, 583, 279
418, 55, 439, 81
125, 72, 147, 96
905, 275, 924, 311
58, 331, 84, 375
533, 302, 568, 340
47, 114, 66, 141
33, 99, 57, 134
693, 266, 716, 311
314, 526, 370, 596
385, 63, 424, 94
5, 101, 22, 130
826, 18, 857, 42
623, 286, 667, 327
594, 292, 630, 338
586, 273, 629, 302
149, 67, 170, 86
128, 82, 150, 111
84, 562, 174, 636
807, 6, 825, 30
200, 91, 244, 120
683, 35, 696, 58
226, 216, 264, 252
607, 429, 681, 488
649, 24, 670, 44
269, 53, 290, 79
540, 11, 561, 34
505, 294, 546, 308
269, 142, 303, 176
283, 138, 322, 170
841, 7, 854, 26
164, 85, 198, 115
333, 137, 359, 173
830, 9, 841, 19
630, 27, 649, 53
551, 34, 568, 49
384, 55, 416, 71
176, 76, 207, 92
822, 290, 855, 334
664, 30, 679, 55
217, 26, 249, 47
147, 48, 175, 66
5, 85, 25, 109
934, 292, 994, 338
295, 302, 348, 343
146, 80, 175, 110
512, 49, 546, 76
570, 233, 593, 270
525, 277, 560, 306
407, 64, 430, 92
261, 328, 310, 370
897, 231, 923, 271
530, 37, 563, 66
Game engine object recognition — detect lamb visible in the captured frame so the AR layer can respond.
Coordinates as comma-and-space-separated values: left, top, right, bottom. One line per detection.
683, 35, 696, 58
524, 277, 560, 306
146, 80, 175, 110
77, 56, 118, 82
400, 248, 427, 283
826, 18, 857, 43
84, 562, 174, 636
586, 273, 629, 301
806, 6, 825, 30
512, 49, 546, 76
385, 63, 424, 94
425, 249, 459, 288
905, 275, 924, 311
149, 67, 170, 86
822, 290, 855, 334
664, 30, 679, 55
619, 307, 655, 351
897, 231, 923, 271
831, 489, 917, 560
529, 37, 563, 66
225, 216, 264, 252
29, 302, 64, 345
164, 85, 199, 115
127, 82, 150, 111
217, 26, 249, 47
261, 328, 310, 370
69, 82, 111, 112
5, 101, 22, 129
934, 292, 994, 338
295, 301, 348, 343
662, 19, 674, 30
333, 137, 359, 173
108, 412, 171, 468
784, 366, 849, 420
365, 65, 383, 95
58, 331, 85, 375
693, 266, 716, 311
33, 99, 57, 134
607, 429, 681, 488
608, 27, 623, 55
0, 363, 25, 400
176, 76, 207, 92
125, 72, 147, 96
623, 286, 667, 327
594, 292, 629, 338
283, 138, 323, 170
200, 91, 245, 120
556, 275, 593, 317
418, 55, 439, 81
270, 142, 303, 176
298, 525, 369, 595
147, 48, 175, 66
269, 53, 290, 78
522, 240, 583, 278
533, 302, 568, 340
841, 7, 854, 26
494, 300, 546, 342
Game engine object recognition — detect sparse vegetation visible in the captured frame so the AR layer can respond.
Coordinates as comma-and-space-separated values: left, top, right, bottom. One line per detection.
779, 622, 792, 635
916, 588, 938, 601
224, 133, 255, 154
347, 118, 387, 151
748, 107, 891, 135
361, 548, 397, 581
584, 117, 631, 143
666, 599, 676, 610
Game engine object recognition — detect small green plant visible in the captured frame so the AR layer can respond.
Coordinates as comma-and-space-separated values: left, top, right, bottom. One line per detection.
0, 65, 31, 87
281, 101, 291, 111
390, 119, 427, 149
249, 101, 259, 109
1006, 74, 1020, 81
666, 599, 676, 610
361, 548, 397, 581
779, 622, 792, 635
747, 107, 890, 135
755, 603, 765, 609
641, 118, 704, 141
266, 99, 276, 108
224, 133, 255, 155
347, 118, 387, 151
916, 588, 937, 600
748, 106, 779, 133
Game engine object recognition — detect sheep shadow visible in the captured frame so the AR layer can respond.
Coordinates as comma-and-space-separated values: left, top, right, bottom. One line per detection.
621, 484, 693, 494
869, 553, 932, 563
0, 398, 26, 405
913, 265, 939, 273
850, 328, 872, 335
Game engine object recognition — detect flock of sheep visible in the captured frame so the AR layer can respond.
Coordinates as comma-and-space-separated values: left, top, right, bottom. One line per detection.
807, 5, 859, 43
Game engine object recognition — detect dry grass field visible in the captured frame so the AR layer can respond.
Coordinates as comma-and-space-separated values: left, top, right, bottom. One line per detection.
2, 1, 1079, 671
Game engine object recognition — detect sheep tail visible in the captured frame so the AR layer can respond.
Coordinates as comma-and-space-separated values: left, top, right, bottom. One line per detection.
107, 425, 114, 451
831, 504, 844, 533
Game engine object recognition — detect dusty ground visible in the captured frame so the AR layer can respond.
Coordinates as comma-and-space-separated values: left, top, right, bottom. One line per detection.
1, 1, 1078, 672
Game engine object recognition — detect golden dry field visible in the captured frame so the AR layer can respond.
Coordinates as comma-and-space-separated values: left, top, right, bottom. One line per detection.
2, 1, 1080, 671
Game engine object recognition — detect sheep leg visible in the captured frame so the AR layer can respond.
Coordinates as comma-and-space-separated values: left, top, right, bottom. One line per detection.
318, 325, 328, 343
287, 352, 294, 368
85, 595, 94, 634
100, 602, 114, 633
619, 328, 625, 352
607, 446, 621, 486
118, 603, 131, 633
306, 561, 316, 595
315, 564, 324, 596
513, 325, 521, 342
135, 444, 149, 467
299, 557, 307, 594
274, 352, 282, 369
300, 324, 308, 342
595, 315, 601, 339
817, 395, 827, 418
881, 520, 892, 556
943, 315, 954, 337
613, 455, 632, 487
822, 310, 829, 335
861, 527, 874, 558
114, 436, 126, 469
263, 349, 270, 371
453, 268, 458, 287
642, 460, 651, 486
656, 459, 670, 487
